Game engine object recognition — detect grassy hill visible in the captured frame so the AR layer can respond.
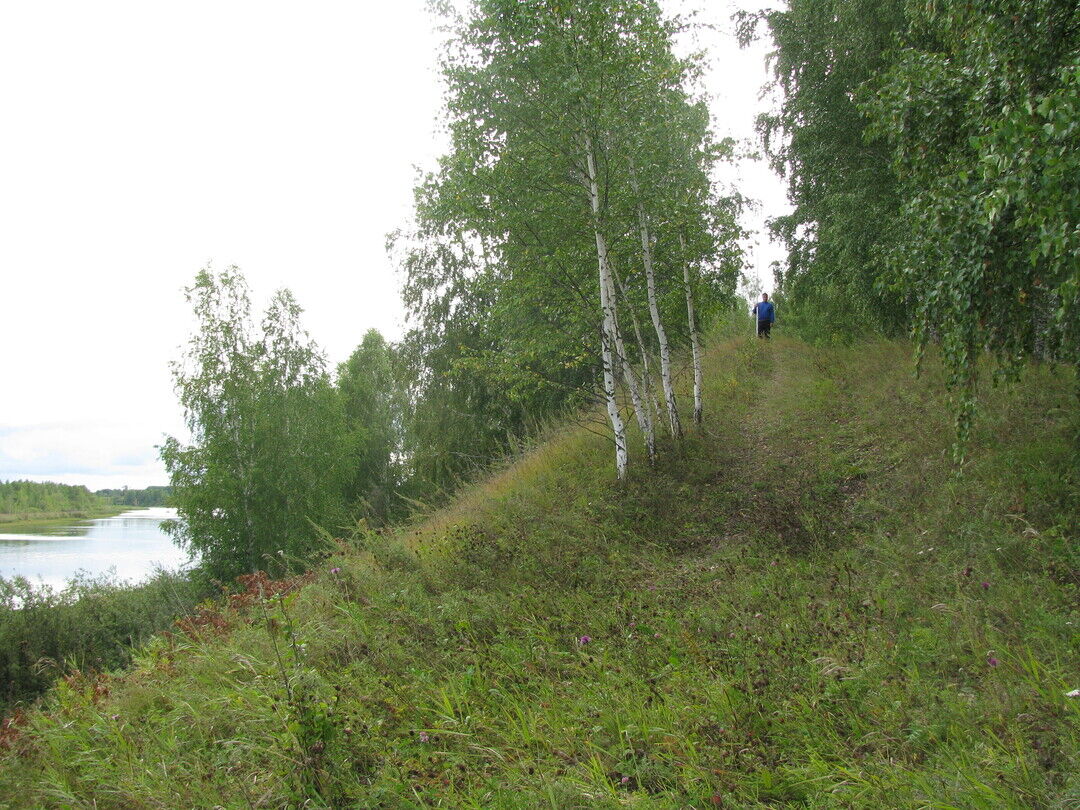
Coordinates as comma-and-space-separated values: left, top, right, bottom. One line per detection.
1, 336, 1076, 808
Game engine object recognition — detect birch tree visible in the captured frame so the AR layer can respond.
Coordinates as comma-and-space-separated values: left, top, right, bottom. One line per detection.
743, 0, 910, 339
674, 233, 699, 423
585, 136, 631, 474
755, 0, 1078, 446
397, 0, 742, 478
337, 329, 403, 523
161, 267, 350, 582
630, 163, 681, 438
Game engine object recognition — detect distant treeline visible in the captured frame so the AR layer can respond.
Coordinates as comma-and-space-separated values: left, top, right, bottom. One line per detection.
0, 481, 172, 516
95, 486, 173, 507
0, 480, 106, 516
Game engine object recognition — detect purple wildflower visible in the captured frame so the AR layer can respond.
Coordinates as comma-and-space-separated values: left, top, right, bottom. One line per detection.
579, 635, 592, 645
330, 567, 341, 575
419, 731, 430, 743
981, 581, 990, 590
987, 655, 999, 667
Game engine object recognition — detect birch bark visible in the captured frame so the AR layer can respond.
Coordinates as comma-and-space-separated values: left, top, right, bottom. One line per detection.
604, 261, 656, 462
613, 265, 664, 428
585, 137, 628, 478
630, 166, 682, 439
679, 232, 704, 425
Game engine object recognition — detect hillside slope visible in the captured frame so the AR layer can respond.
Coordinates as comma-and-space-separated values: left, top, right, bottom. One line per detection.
1, 337, 1077, 808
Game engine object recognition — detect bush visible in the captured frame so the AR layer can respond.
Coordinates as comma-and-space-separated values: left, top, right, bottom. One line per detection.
0, 571, 205, 712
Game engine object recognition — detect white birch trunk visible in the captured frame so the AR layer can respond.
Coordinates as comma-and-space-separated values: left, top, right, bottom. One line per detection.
614, 266, 664, 428
604, 263, 655, 462
630, 167, 682, 439
585, 137, 627, 479
680, 232, 704, 425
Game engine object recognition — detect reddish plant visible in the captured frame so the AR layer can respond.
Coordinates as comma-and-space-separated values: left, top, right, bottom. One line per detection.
0, 709, 29, 752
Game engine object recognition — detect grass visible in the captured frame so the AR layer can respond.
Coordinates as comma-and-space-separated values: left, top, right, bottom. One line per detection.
0, 336, 1076, 808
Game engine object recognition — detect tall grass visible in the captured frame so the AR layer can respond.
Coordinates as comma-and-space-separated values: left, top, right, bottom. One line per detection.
0, 337, 1075, 808
0, 571, 204, 712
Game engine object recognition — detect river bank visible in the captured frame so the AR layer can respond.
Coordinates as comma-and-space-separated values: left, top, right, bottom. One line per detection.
0, 508, 186, 594
0, 564, 204, 712
0, 505, 148, 534
0, 507, 200, 711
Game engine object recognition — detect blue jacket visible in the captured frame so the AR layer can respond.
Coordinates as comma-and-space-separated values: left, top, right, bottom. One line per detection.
753, 300, 775, 322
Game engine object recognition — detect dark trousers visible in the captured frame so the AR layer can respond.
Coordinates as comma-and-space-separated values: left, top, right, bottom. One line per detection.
757, 320, 772, 338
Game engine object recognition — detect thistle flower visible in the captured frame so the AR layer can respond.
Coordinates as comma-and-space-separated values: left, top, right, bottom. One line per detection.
579, 635, 592, 645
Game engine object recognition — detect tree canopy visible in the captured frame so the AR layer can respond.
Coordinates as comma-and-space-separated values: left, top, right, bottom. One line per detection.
161, 267, 351, 582
751, 0, 1079, 443
862, 0, 1080, 435
395, 0, 744, 482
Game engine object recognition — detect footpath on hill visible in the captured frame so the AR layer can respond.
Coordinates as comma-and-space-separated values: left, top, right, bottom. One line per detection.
1, 337, 1076, 809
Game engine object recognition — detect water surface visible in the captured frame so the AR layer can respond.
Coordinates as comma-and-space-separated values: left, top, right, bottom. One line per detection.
0, 508, 190, 592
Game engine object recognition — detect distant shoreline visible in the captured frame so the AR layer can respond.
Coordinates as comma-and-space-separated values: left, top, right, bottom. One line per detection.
0, 505, 150, 534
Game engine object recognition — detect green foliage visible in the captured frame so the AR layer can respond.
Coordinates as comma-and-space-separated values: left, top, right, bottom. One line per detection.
160, 267, 351, 582
0, 570, 202, 712
0, 481, 107, 518
754, 0, 1079, 450
860, 0, 1080, 440
336, 329, 404, 523
394, 316, 554, 503
394, 0, 743, 486
746, 0, 911, 339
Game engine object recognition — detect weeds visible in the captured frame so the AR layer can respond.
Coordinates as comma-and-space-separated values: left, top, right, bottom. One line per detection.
0, 569, 203, 712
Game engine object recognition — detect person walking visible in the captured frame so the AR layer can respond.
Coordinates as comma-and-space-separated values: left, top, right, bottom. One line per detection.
752, 293, 775, 338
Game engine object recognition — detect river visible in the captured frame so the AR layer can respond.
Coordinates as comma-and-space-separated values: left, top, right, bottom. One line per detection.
0, 507, 191, 591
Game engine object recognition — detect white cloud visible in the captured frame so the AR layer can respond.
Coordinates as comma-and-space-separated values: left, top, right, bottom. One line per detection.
0, 1, 446, 487
0, 422, 169, 489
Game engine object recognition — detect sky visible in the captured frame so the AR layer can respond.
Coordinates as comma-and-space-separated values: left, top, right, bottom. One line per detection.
0, 0, 787, 491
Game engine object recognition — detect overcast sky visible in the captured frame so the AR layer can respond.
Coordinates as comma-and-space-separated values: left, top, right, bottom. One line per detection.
0, 0, 786, 491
